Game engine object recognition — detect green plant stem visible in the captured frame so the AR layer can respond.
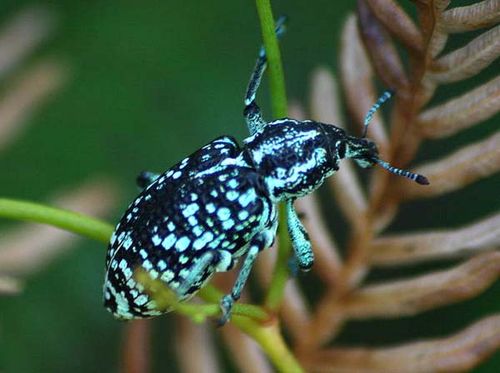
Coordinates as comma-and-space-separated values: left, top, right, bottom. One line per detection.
253, 3, 302, 371
255, 0, 291, 313
235, 317, 303, 373
0, 198, 113, 243
202, 281, 302, 371
255, 0, 288, 118
264, 203, 291, 310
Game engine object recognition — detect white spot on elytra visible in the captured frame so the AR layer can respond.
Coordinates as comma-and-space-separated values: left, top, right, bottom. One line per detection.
238, 210, 249, 220
226, 190, 239, 201
161, 270, 175, 282
135, 294, 148, 306
182, 203, 199, 217
188, 216, 198, 226
193, 226, 204, 237
193, 231, 214, 250
151, 235, 161, 246
175, 237, 190, 252
148, 269, 159, 279
126, 278, 136, 288
222, 219, 234, 229
123, 236, 133, 249
217, 207, 231, 221
162, 234, 176, 250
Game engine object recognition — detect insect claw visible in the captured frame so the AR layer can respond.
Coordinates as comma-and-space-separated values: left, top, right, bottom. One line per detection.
217, 294, 234, 326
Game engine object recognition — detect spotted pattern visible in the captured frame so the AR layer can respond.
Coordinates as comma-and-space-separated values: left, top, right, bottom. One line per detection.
104, 136, 277, 319
104, 121, 350, 320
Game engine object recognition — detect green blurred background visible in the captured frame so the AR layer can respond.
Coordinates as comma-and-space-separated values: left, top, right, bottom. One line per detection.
0, 1, 498, 372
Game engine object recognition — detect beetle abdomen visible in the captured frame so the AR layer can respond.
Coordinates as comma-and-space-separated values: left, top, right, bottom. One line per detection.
103, 140, 276, 319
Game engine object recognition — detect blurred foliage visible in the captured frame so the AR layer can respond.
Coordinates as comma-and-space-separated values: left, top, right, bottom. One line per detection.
0, 0, 497, 372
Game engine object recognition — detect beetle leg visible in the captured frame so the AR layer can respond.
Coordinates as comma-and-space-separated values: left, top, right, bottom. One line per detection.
244, 16, 287, 135
218, 234, 266, 325
176, 251, 217, 298
136, 171, 160, 189
286, 198, 314, 271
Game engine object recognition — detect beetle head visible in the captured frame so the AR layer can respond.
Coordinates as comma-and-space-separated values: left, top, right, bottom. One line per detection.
344, 136, 379, 168
344, 135, 429, 185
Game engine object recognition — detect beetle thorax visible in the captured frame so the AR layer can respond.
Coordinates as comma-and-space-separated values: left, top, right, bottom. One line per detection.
242, 119, 345, 201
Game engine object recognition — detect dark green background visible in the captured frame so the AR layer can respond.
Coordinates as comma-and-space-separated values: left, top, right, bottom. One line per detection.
0, 1, 498, 372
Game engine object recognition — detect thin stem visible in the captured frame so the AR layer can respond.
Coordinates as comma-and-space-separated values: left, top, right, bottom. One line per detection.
235, 318, 304, 373
255, 0, 291, 313
0, 198, 113, 243
252, 4, 301, 370
255, 0, 288, 118
264, 204, 291, 310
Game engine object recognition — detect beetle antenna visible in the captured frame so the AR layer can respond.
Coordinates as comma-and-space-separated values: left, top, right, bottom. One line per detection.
375, 159, 429, 185
362, 90, 393, 138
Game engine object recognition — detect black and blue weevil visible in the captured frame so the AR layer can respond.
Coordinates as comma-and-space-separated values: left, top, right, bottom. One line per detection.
103, 17, 428, 325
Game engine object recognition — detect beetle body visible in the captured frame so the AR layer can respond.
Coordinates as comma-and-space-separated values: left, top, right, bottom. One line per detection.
103, 17, 428, 323
104, 120, 352, 319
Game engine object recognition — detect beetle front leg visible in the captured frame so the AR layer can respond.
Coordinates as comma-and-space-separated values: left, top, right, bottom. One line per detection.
244, 15, 287, 135
136, 171, 160, 189
286, 198, 314, 271
218, 234, 266, 325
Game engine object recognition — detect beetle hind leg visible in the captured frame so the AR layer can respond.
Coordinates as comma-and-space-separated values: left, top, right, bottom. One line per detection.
218, 234, 267, 325
176, 251, 217, 298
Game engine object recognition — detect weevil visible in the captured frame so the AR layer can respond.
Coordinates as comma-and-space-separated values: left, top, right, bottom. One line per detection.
103, 17, 428, 324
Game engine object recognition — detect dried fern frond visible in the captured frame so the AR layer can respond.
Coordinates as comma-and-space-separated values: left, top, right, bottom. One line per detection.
418, 76, 500, 138
291, 0, 500, 370
303, 315, 500, 372
370, 213, 500, 265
